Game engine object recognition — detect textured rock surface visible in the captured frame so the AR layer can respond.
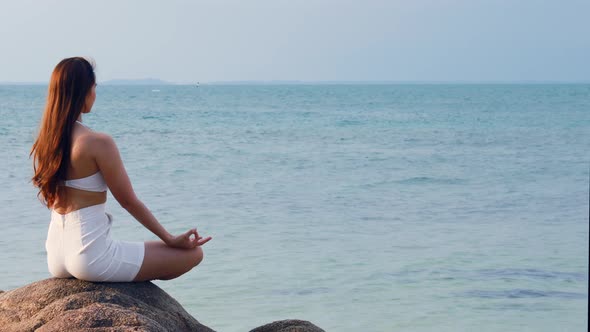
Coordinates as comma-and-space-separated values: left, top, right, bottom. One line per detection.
250, 319, 325, 332
0, 278, 214, 332
0, 278, 324, 332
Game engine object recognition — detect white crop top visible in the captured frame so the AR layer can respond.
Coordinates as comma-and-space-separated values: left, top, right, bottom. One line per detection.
63, 172, 108, 192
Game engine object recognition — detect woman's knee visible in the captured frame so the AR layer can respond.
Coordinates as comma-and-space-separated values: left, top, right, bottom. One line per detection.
190, 246, 204, 267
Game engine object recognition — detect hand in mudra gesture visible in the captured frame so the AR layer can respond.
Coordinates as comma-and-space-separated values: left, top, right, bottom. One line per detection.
165, 228, 212, 249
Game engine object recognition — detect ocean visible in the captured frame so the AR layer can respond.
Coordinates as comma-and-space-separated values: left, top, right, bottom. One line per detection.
0, 84, 588, 331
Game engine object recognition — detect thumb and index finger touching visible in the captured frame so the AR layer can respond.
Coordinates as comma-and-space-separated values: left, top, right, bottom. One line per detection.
184, 228, 212, 246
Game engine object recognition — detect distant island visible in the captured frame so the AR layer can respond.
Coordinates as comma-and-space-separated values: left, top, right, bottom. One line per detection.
100, 78, 173, 85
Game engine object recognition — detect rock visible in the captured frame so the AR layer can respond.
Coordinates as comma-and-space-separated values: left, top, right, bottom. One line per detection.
0, 278, 325, 332
0, 278, 214, 332
250, 319, 325, 332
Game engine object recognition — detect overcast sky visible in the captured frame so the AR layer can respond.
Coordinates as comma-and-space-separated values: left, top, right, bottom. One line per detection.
0, 0, 588, 83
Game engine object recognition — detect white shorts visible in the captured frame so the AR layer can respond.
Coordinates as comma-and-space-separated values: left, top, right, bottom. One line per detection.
46, 203, 145, 282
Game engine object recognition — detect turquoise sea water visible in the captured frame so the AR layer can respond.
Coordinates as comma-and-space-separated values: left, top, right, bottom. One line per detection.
0, 84, 588, 331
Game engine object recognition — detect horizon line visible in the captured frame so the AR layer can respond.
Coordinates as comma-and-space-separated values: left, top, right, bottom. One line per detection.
1, 79, 590, 85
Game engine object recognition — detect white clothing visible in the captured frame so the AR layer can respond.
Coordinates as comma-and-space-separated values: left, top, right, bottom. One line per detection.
46, 203, 144, 282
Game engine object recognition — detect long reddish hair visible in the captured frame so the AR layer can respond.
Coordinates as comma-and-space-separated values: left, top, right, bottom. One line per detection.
31, 57, 96, 208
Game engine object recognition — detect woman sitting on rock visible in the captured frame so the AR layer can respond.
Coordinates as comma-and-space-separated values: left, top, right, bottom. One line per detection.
31, 57, 211, 282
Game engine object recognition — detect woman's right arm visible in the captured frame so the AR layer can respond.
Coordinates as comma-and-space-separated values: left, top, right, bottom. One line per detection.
92, 133, 211, 248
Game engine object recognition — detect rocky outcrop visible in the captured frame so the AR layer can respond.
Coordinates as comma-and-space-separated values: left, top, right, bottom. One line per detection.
249, 319, 325, 332
0, 278, 213, 331
0, 279, 324, 332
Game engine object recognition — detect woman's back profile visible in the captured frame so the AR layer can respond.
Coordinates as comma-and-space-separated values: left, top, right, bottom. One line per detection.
31, 57, 211, 282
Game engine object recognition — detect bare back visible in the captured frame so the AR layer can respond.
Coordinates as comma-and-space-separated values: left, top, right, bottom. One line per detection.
52, 123, 106, 214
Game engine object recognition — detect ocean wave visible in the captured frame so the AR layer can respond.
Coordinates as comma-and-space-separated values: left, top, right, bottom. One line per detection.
476, 268, 587, 282
394, 176, 467, 185
462, 289, 587, 300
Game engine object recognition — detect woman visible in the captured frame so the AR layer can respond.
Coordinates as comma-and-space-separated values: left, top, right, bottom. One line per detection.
31, 57, 211, 282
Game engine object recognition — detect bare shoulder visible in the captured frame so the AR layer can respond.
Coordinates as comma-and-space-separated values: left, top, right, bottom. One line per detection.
73, 131, 118, 157
91, 131, 116, 147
